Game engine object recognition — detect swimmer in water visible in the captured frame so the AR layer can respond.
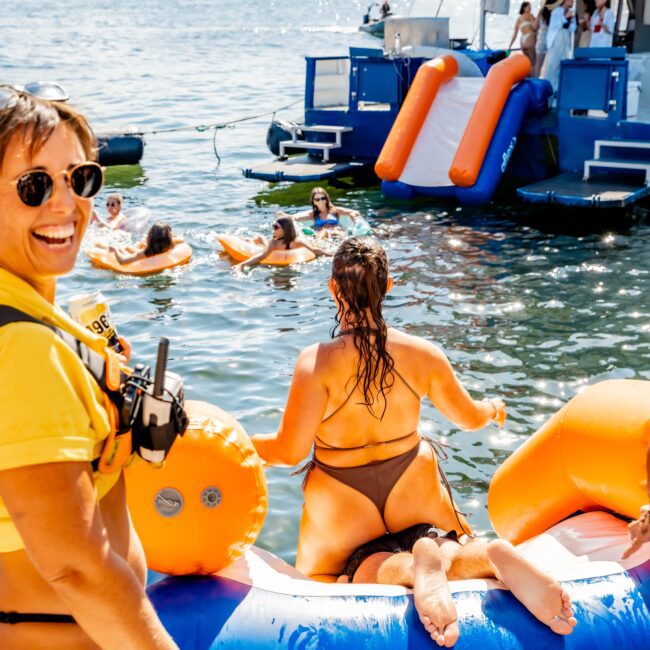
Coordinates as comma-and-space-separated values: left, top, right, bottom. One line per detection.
108, 222, 183, 265
235, 216, 332, 270
280, 187, 360, 238
91, 193, 127, 230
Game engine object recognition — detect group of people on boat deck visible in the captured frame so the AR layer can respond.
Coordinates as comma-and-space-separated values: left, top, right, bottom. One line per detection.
0, 86, 649, 649
509, 1, 616, 85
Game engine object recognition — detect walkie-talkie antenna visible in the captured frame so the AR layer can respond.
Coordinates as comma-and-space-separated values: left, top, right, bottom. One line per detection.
153, 337, 169, 398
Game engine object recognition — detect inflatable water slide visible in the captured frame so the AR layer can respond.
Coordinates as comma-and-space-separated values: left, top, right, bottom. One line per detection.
376, 53, 552, 205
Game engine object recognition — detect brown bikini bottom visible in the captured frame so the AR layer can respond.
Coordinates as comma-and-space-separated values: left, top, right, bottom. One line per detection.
294, 437, 472, 537
307, 443, 420, 519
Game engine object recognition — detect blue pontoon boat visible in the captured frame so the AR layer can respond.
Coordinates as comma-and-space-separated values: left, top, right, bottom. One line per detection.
245, 1, 650, 211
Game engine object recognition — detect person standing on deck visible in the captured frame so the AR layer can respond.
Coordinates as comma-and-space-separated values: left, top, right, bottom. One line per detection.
589, 0, 615, 48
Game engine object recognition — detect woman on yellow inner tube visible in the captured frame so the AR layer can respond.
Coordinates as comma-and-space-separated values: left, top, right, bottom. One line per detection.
0, 88, 176, 649
251, 237, 507, 582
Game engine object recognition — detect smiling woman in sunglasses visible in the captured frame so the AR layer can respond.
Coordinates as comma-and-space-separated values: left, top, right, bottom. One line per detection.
234, 216, 332, 270
0, 91, 177, 649
279, 186, 361, 237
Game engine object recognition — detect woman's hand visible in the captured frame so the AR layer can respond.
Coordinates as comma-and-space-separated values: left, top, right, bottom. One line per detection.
483, 397, 506, 428
117, 336, 132, 364
622, 505, 650, 559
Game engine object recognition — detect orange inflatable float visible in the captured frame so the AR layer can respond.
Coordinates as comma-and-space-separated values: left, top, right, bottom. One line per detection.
217, 234, 316, 266
488, 379, 650, 545
125, 400, 267, 575
86, 242, 193, 276
449, 53, 531, 187
374, 55, 459, 181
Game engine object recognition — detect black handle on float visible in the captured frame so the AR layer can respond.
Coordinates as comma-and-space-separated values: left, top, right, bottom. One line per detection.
153, 337, 169, 398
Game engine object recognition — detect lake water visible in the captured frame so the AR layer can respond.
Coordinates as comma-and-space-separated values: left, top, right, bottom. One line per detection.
3, 0, 648, 564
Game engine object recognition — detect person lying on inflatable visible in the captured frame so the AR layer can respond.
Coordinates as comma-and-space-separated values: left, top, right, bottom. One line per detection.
280, 186, 361, 239
337, 523, 576, 647
108, 222, 183, 265
91, 192, 127, 230
234, 217, 331, 270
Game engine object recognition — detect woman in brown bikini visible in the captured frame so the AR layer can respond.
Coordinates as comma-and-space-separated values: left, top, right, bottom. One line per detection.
251, 237, 506, 576
252, 237, 579, 646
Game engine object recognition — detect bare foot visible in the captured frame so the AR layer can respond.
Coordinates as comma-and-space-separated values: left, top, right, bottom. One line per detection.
412, 537, 459, 647
487, 539, 577, 635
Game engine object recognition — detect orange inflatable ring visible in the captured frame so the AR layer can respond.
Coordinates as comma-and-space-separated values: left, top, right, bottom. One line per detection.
488, 379, 650, 545
217, 234, 316, 266
375, 55, 459, 181
449, 53, 531, 188
86, 242, 192, 276
125, 400, 268, 575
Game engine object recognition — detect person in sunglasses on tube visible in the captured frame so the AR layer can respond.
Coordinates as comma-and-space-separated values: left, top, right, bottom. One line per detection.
0, 88, 177, 649
91, 192, 127, 230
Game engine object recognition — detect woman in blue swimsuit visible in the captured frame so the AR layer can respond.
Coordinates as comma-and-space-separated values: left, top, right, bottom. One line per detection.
280, 187, 361, 237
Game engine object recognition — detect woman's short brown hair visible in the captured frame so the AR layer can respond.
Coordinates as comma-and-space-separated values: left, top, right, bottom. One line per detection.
0, 91, 96, 172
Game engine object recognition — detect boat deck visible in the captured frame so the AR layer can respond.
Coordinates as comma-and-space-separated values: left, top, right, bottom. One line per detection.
243, 155, 373, 183
517, 171, 650, 208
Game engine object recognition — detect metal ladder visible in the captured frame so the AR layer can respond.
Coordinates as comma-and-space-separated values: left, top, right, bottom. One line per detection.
279, 125, 353, 163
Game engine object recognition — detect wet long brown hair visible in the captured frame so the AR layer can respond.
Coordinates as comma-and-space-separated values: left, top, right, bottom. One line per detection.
144, 222, 173, 257
331, 237, 395, 418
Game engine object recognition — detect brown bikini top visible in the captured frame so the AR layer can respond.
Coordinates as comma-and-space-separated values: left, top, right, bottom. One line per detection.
316, 337, 421, 451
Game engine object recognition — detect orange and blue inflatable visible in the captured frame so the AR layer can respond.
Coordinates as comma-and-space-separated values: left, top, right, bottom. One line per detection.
136, 382, 650, 649
377, 53, 552, 205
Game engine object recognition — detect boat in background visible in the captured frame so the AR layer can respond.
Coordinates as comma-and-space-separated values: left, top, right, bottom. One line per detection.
359, 2, 392, 38
246, 1, 650, 211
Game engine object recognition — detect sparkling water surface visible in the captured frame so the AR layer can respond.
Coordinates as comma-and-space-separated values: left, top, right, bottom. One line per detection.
3, 0, 648, 564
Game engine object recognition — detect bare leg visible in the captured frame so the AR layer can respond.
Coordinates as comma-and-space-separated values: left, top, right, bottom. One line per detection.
442, 538, 496, 581
360, 543, 458, 646
412, 537, 459, 648
486, 539, 577, 635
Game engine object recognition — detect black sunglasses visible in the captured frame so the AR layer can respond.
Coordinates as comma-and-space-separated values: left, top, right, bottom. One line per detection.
7, 162, 104, 207
314, 196, 327, 202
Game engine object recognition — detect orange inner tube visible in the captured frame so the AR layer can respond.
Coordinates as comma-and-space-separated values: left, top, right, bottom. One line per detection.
217, 234, 316, 266
86, 242, 192, 276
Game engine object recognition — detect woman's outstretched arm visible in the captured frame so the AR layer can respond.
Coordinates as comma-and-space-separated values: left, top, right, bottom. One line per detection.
291, 210, 315, 222
424, 341, 506, 430
235, 240, 274, 270
333, 205, 361, 219
298, 237, 333, 257
252, 344, 329, 466
109, 245, 145, 265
